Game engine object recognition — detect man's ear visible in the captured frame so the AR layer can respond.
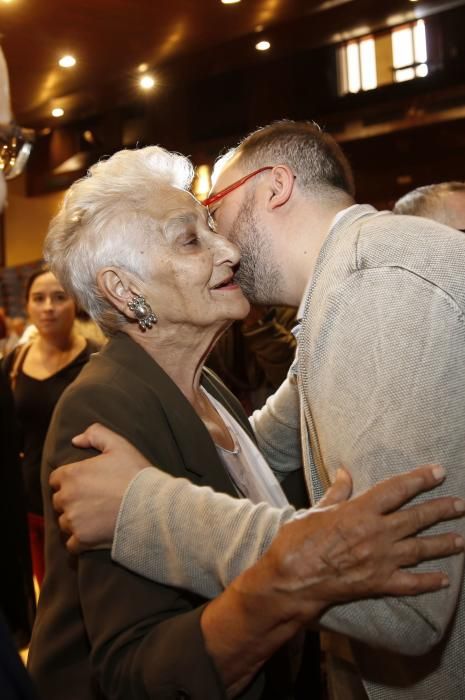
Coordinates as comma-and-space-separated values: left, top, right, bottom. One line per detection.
97, 268, 140, 317
266, 165, 295, 211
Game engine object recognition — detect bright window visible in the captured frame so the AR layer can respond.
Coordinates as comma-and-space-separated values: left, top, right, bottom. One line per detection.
338, 19, 428, 94
392, 19, 428, 82
339, 36, 377, 94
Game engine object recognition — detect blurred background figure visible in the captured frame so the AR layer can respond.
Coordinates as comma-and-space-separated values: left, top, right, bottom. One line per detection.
393, 182, 465, 231
0, 309, 7, 357
2, 268, 100, 587
0, 42, 39, 700
0, 369, 35, 651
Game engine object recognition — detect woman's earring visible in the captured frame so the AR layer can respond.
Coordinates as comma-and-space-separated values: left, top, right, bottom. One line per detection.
128, 295, 158, 331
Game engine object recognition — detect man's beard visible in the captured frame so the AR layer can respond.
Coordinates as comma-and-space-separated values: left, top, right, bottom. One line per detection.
231, 195, 284, 305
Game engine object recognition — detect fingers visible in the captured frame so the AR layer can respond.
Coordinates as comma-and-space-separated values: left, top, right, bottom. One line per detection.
71, 422, 114, 452
52, 485, 64, 513
317, 468, 352, 508
392, 532, 465, 568
50, 464, 70, 494
360, 464, 447, 514
65, 535, 82, 555
381, 569, 449, 596
386, 496, 465, 539
58, 512, 72, 536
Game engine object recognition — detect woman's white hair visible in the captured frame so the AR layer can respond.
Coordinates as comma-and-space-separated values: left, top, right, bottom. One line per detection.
44, 146, 194, 335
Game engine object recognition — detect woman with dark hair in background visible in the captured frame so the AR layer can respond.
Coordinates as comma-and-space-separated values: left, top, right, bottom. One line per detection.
2, 268, 99, 586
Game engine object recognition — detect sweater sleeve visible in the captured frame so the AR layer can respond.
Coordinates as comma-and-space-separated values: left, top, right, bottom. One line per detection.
112, 467, 297, 597
250, 371, 303, 480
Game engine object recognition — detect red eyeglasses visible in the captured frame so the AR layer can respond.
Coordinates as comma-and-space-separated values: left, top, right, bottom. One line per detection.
201, 166, 273, 208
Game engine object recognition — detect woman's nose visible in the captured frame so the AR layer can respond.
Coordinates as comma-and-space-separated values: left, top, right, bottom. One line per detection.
214, 236, 240, 266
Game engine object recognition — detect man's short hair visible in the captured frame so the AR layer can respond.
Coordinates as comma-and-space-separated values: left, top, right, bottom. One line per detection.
213, 120, 355, 199
393, 182, 465, 223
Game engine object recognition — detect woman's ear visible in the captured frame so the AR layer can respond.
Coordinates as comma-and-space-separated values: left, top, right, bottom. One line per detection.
97, 268, 140, 317
266, 165, 295, 211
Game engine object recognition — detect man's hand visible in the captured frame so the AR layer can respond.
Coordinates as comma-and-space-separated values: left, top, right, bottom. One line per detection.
50, 423, 151, 553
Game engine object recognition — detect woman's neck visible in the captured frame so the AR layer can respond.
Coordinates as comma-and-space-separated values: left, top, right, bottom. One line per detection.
23, 329, 86, 380
127, 321, 228, 404
35, 329, 81, 355
125, 322, 236, 451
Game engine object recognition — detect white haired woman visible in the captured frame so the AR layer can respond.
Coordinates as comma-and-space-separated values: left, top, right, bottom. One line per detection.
28, 146, 465, 700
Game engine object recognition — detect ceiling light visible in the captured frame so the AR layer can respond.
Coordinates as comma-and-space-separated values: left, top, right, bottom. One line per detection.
255, 40, 271, 51
51, 107, 64, 118
58, 55, 76, 68
83, 130, 95, 144
139, 74, 155, 90
221, 0, 241, 4
138, 63, 149, 73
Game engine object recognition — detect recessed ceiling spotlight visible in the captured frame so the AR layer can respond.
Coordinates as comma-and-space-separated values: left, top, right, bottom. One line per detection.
139, 74, 155, 90
51, 107, 64, 118
221, 0, 241, 4
58, 55, 76, 68
138, 63, 149, 73
255, 40, 271, 51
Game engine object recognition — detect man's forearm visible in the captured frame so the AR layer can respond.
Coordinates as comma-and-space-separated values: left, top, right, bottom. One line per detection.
114, 468, 296, 596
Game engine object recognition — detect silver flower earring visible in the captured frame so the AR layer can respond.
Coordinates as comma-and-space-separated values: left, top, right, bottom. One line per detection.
128, 295, 158, 331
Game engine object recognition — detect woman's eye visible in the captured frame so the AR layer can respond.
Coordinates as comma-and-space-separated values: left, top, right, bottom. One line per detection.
184, 236, 198, 246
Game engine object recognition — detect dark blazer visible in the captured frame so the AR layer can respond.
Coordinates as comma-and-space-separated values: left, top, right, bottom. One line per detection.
28, 332, 299, 700
0, 612, 37, 700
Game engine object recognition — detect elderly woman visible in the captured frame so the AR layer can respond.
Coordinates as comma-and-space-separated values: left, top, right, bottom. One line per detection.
28, 146, 464, 700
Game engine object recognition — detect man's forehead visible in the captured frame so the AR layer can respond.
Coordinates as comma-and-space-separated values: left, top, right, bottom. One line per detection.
212, 158, 244, 193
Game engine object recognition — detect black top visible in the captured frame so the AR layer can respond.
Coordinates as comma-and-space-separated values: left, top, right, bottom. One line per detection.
0, 371, 35, 649
2, 341, 99, 514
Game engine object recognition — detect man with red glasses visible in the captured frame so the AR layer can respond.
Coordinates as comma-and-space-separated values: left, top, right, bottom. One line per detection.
51, 121, 465, 700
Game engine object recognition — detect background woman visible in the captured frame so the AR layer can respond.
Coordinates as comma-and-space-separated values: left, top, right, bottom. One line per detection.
2, 268, 99, 585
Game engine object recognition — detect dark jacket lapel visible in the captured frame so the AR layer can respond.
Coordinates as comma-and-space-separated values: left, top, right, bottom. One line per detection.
98, 333, 238, 497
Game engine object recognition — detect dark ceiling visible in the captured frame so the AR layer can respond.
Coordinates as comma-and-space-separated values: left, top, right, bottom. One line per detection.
2, 0, 465, 128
